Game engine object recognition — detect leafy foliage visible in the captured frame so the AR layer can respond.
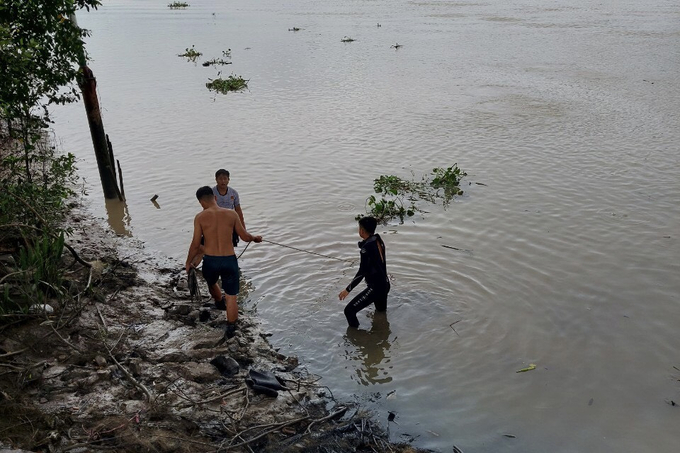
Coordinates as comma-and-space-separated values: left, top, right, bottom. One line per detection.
0, 138, 80, 314
178, 45, 202, 62
206, 74, 249, 94
357, 164, 468, 224
1, 0, 99, 182
0, 1, 94, 315
430, 164, 466, 198
0, 0, 100, 122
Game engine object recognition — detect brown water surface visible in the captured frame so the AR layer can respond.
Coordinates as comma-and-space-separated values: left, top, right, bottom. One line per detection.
53, 0, 680, 451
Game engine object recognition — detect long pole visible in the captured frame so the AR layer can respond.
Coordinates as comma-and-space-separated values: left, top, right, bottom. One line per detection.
71, 13, 122, 200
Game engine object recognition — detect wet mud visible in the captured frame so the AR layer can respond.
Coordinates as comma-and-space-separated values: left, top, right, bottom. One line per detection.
0, 206, 428, 453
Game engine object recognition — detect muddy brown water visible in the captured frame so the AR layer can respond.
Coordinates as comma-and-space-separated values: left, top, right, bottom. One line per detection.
53, 0, 680, 451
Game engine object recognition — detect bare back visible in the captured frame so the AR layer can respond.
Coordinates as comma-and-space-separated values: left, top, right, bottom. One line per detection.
195, 206, 241, 257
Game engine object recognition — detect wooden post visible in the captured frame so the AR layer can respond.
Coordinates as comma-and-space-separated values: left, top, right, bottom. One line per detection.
79, 66, 120, 200
70, 13, 123, 201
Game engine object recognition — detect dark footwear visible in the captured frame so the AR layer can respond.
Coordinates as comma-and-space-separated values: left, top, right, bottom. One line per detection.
246, 379, 278, 397
224, 322, 236, 339
215, 296, 226, 310
199, 310, 211, 322
247, 369, 286, 390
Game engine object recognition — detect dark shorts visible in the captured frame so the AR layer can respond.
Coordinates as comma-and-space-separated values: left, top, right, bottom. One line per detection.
202, 255, 239, 295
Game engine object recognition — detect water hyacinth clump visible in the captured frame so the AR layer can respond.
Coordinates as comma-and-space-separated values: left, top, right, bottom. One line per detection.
206, 74, 249, 94
178, 45, 202, 62
357, 164, 468, 224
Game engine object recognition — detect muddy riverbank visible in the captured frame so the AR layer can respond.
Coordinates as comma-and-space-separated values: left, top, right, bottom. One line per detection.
0, 203, 428, 453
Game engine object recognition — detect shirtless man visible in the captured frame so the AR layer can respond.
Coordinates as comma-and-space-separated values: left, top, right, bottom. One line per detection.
186, 186, 262, 337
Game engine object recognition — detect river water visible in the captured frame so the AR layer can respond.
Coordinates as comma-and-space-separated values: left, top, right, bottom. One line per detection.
52, 0, 680, 451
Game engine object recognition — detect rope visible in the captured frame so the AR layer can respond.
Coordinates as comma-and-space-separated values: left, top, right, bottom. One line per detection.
261, 239, 355, 264
237, 241, 250, 259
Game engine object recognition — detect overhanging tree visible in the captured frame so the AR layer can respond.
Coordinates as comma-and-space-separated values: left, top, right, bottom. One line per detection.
1, 0, 123, 199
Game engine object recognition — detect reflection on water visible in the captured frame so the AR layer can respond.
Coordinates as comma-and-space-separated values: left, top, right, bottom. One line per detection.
344, 311, 393, 385
104, 199, 132, 237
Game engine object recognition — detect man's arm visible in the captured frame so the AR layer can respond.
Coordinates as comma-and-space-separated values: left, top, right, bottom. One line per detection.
346, 261, 367, 292
339, 249, 369, 300
185, 215, 203, 273
233, 215, 261, 243
235, 204, 245, 229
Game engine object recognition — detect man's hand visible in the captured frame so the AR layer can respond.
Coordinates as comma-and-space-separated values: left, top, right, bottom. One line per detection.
185, 262, 194, 274
253, 235, 263, 243
338, 289, 349, 301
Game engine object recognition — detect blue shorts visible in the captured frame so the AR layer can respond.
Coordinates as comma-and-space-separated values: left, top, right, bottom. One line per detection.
202, 255, 239, 295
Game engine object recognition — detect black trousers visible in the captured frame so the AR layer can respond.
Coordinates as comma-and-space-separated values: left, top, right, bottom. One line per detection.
344, 285, 389, 328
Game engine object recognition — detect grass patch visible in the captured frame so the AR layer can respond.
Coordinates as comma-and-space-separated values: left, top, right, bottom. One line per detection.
206, 74, 249, 94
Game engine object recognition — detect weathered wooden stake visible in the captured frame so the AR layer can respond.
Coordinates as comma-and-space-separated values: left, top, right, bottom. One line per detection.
79, 66, 120, 200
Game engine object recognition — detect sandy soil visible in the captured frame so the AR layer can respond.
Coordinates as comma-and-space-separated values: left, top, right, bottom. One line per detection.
0, 204, 428, 453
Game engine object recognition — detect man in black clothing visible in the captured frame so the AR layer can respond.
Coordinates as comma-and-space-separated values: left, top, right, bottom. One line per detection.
338, 217, 390, 328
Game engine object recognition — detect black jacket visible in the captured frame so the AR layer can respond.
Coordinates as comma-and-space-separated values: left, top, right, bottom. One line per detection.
346, 234, 389, 292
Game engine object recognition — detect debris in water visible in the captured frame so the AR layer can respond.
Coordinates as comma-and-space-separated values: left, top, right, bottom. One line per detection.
516, 364, 536, 373
503, 433, 517, 438
449, 319, 461, 336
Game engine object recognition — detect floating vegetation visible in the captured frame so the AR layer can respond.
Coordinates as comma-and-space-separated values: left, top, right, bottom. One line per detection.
356, 164, 468, 224
206, 73, 249, 94
202, 58, 232, 67
341, 36, 356, 42
360, 195, 414, 224
203, 49, 232, 66
430, 164, 466, 199
289, 27, 301, 32
178, 45, 202, 62
168, 2, 189, 9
